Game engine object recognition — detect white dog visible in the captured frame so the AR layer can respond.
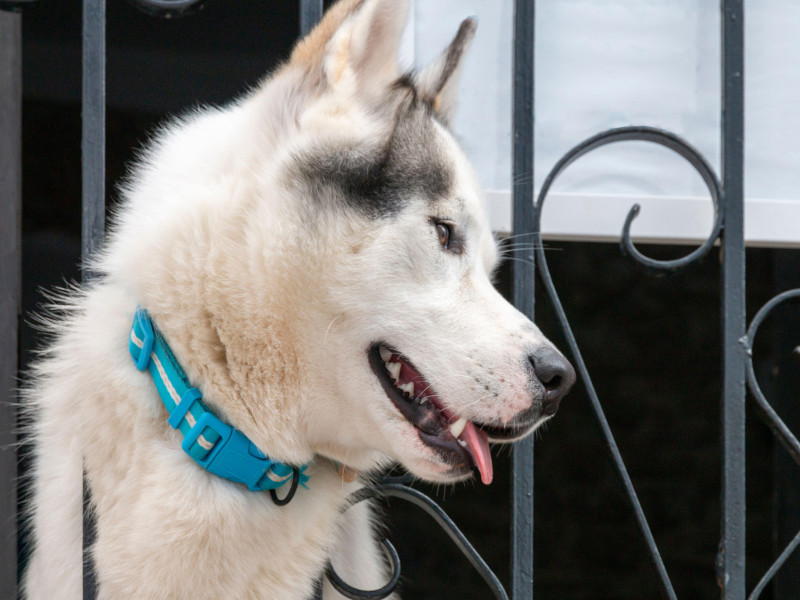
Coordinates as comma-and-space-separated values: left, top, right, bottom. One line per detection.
22, 1, 574, 598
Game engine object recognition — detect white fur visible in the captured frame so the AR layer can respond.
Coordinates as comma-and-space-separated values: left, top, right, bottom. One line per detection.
23, 1, 567, 598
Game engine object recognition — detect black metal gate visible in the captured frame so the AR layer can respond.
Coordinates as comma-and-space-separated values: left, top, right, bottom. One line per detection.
1, 0, 799, 598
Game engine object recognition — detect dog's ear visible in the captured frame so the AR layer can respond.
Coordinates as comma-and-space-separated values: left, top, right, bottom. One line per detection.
291, 0, 410, 95
415, 18, 477, 124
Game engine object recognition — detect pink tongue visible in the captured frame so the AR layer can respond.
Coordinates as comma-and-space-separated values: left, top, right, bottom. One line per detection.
459, 421, 493, 485
391, 355, 493, 484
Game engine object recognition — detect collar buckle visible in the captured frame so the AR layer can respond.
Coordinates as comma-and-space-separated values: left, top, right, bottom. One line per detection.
183, 412, 282, 492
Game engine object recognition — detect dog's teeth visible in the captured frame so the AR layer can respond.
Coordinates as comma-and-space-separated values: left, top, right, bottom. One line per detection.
458, 439, 468, 448
387, 362, 401, 382
399, 382, 414, 396
379, 346, 392, 362
449, 416, 468, 438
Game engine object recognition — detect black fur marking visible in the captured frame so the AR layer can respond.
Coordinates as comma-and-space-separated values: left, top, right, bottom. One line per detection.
393, 72, 418, 95
295, 88, 453, 219
433, 18, 478, 96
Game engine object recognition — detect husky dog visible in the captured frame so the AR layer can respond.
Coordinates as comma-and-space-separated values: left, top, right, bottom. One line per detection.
23, 1, 574, 598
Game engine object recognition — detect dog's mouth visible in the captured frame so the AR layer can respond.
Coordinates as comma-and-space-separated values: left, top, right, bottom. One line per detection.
368, 343, 510, 485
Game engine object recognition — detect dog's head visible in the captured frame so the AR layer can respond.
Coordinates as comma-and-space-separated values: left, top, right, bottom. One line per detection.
271, 0, 576, 485
111, 0, 574, 486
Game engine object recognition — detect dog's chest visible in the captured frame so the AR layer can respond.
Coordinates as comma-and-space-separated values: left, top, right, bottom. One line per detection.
92, 460, 358, 599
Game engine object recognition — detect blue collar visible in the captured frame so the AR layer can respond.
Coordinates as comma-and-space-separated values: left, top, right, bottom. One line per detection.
129, 308, 309, 499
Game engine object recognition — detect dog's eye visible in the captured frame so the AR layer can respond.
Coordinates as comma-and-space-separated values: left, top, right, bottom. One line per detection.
436, 223, 452, 249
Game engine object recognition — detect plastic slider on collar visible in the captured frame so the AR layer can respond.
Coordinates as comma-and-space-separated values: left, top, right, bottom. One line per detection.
182, 412, 281, 492
132, 309, 155, 371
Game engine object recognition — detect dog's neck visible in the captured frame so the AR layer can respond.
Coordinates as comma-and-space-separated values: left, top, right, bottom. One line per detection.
146, 306, 314, 469
131, 221, 317, 468
129, 307, 312, 494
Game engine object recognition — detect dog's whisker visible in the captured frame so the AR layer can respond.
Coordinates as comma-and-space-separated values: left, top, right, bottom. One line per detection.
497, 243, 559, 251
323, 316, 340, 345
498, 257, 538, 268
510, 173, 534, 185
496, 231, 539, 241
497, 242, 546, 249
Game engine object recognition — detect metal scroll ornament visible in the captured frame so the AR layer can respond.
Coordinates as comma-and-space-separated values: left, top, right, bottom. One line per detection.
528, 125, 725, 600
321, 477, 509, 600
125, 0, 206, 18
742, 289, 800, 599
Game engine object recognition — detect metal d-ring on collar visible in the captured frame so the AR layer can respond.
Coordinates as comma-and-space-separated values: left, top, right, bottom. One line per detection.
270, 466, 301, 506
128, 307, 309, 504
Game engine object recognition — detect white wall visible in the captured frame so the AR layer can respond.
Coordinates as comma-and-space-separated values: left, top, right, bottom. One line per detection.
408, 0, 800, 247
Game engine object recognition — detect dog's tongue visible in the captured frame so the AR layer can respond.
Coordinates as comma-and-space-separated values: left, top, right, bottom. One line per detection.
391, 354, 493, 485
459, 421, 493, 485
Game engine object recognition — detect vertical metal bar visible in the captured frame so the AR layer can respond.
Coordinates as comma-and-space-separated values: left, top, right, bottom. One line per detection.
300, 0, 323, 37
82, 0, 105, 266
772, 251, 800, 600
0, 8, 22, 599
511, 0, 535, 598
719, 0, 746, 598
82, 0, 105, 598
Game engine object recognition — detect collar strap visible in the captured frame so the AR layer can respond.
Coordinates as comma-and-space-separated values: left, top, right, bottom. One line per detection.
129, 308, 309, 493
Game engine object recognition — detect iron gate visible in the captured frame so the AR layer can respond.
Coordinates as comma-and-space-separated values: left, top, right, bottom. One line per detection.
1, 0, 799, 598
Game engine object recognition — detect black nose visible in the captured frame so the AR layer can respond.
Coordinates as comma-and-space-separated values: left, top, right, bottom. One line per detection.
530, 347, 576, 416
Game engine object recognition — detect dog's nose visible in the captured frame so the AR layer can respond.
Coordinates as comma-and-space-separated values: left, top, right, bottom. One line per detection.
530, 348, 576, 416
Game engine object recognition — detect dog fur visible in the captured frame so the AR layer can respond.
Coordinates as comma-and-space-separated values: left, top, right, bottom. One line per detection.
22, 1, 572, 598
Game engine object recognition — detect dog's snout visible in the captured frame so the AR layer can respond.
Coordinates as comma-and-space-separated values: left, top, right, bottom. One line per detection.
530, 348, 575, 415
